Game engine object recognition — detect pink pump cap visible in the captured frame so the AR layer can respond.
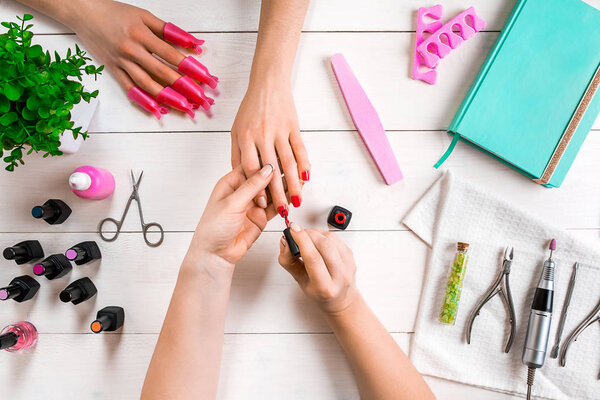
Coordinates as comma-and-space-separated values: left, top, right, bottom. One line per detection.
178, 57, 218, 89
163, 22, 204, 55
127, 87, 168, 120
156, 87, 196, 118
172, 76, 214, 111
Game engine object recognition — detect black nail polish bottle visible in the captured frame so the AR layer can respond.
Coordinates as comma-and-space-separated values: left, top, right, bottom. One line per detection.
60, 277, 97, 305
283, 227, 301, 257
33, 254, 72, 280
3, 240, 44, 264
65, 241, 102, 265
31, 199, 72, 225
327, 205, 352, 230
0, 276, 40, 302
91, 306, 125, 333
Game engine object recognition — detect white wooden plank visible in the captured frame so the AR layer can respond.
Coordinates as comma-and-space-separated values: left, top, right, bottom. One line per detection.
0, 0, 515, 33
0, 332, 519, 400
0, 231, 428, 333
1, 131, 600, 233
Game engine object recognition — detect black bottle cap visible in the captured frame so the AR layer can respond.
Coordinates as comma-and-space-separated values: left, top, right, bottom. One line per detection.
0, 332, 18, 350
0, 276, 40, 303
65, 241, 102, 265
3, 246, 27, 260
283, 227, 301, 258
327, 205, 352, 230
3, 241, 44, 265
33, 254, 72, 280
91, 306, 125, 333
32, 200, 71, 225
60, 277, 97, 305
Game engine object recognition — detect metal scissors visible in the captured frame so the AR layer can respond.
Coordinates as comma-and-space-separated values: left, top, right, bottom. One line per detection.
98, 170, 164, 247
466, 247, 517, 353
559, 295, 600, 379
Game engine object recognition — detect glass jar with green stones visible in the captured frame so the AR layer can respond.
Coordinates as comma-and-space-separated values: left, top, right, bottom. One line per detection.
439, 242, 470, 325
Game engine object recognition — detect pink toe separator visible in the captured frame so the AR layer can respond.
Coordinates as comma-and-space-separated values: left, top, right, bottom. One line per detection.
412, 5, 443, 85
127, 87, 168, 120
164, 22, 205, 55
417, 7, 486, 69
178, 56, 219, 89
157, 87, 196, 118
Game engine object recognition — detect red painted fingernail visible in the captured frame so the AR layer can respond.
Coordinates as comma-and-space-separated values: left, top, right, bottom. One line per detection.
278, 205, 289, 218
291, 196, 301, 208
301, 171, 310, 181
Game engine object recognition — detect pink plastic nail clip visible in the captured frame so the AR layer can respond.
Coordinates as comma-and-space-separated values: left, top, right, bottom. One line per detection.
417, 7, 486, 69
178, 57, 219, 89
163, 22, 205, 55
412, 5, 443, 85
172, 76, 214, 111
156, 87, 196, 118
127, 87, 168, 120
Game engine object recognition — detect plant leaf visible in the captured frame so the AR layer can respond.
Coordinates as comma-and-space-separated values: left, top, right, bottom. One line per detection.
3, 83, 23, 101
0, 112, 18, 126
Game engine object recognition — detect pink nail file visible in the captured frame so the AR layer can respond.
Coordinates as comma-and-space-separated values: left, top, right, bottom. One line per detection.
331, 53, 403, 185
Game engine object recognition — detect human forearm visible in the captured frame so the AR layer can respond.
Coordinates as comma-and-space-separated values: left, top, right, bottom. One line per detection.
250, 0, 310, 84
141, 253, 233, 400
326, 295, 436, 400
16, 0, 84, 27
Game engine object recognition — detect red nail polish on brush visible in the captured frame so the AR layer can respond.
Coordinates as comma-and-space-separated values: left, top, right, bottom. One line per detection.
291, 196, 301, 208
156, 87, 196, 118
163, 22, 205, 54
278, 205, 289, 218
301, 171, 310, 181
178, 56, 219, 89
172, 76, 214, 111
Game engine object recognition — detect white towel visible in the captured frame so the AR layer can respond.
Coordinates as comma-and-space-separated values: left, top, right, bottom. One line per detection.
403, 171, 600, 400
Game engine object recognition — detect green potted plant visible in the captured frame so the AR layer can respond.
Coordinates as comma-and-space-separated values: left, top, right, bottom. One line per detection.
0, 14, 103, 171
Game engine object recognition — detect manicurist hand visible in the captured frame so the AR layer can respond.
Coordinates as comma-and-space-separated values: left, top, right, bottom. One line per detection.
278, 223, 359, 315
186, 164, 278, 272
18, 0, 185, 95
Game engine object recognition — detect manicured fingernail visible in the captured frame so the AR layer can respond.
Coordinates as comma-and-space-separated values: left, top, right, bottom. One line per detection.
278, 205, 289, 218
280, 236, 286, 247
290, 222, 301, 232
291, 195, 301, 208
301, 170, 310, 181
261, 164, 274, 177
257, 196, 267, 208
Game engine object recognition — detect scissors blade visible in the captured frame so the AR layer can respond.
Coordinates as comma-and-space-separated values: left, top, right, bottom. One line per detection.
130, 170, 144, 191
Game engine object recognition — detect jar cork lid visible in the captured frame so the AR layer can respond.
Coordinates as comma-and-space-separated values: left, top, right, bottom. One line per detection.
457, 242, 470, 252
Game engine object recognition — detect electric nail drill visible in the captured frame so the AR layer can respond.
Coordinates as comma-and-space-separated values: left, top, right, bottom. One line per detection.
522, 239, 556, 400
65, 241, 102, 265
91, 306, 125, 333
60, 277, 97, 305
31, 199, 72, 225
33, 254, 72, 280
0, 275, 40, 302
3, 240, 44, 264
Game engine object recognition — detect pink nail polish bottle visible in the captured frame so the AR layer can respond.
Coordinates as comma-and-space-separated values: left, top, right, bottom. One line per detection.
69, 166, 115, 200
0, 321, 38, 352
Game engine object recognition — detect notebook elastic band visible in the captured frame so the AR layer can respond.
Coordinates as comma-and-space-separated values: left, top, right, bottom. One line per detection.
434, 133, 460, 169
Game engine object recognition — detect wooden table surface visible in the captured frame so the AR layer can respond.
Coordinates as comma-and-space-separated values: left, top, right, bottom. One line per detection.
0, 1, 598, 398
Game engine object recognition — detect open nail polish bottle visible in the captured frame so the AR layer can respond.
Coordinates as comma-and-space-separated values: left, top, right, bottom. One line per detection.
0, 321, 37, 352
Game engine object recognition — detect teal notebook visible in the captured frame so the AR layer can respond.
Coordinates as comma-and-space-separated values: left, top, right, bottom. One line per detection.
437, 0, 600, 188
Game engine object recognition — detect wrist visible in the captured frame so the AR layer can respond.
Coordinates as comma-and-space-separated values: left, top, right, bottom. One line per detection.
248, 57, 292, 89
21, 0, 88, 29
322, 289, 364, 320
181, 249, 234, 284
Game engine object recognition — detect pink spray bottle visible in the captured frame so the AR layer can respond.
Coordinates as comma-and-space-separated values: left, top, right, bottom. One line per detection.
69, 166, 115, 200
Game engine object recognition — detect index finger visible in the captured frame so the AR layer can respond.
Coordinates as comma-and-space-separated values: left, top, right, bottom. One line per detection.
288, 223, 332, 285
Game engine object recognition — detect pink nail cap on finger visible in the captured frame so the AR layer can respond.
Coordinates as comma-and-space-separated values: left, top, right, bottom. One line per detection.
178, 56, 218, 89
127, 87, 169, 120
157, 87, 196, 118
172, 76, 214, 111
163, 22, 205, 55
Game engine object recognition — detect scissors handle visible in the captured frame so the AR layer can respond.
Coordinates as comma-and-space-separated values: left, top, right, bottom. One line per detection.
142, 222, 164, 247
98, 217, 122, 242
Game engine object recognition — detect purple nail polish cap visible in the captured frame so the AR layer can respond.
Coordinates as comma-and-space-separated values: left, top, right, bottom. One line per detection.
549, 238, 557, 251
0, 289, 8, 300
65, 249, 77, 260
33, 264, 44, 275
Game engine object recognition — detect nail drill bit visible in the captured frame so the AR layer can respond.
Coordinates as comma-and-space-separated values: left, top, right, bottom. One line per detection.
522, 239, 556, 400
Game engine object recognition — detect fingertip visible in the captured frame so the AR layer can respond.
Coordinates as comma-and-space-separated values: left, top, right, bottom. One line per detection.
260, 163, 274, 177
290, 221, 301, 232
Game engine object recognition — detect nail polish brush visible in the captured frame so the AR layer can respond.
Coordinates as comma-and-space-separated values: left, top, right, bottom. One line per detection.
0, 275, 40, 302
60, 277, 97, 305
3, 240, 44, 264
65, 241, 102, 265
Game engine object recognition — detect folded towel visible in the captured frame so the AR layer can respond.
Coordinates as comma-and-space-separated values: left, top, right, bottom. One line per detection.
403, 171, 600, 399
